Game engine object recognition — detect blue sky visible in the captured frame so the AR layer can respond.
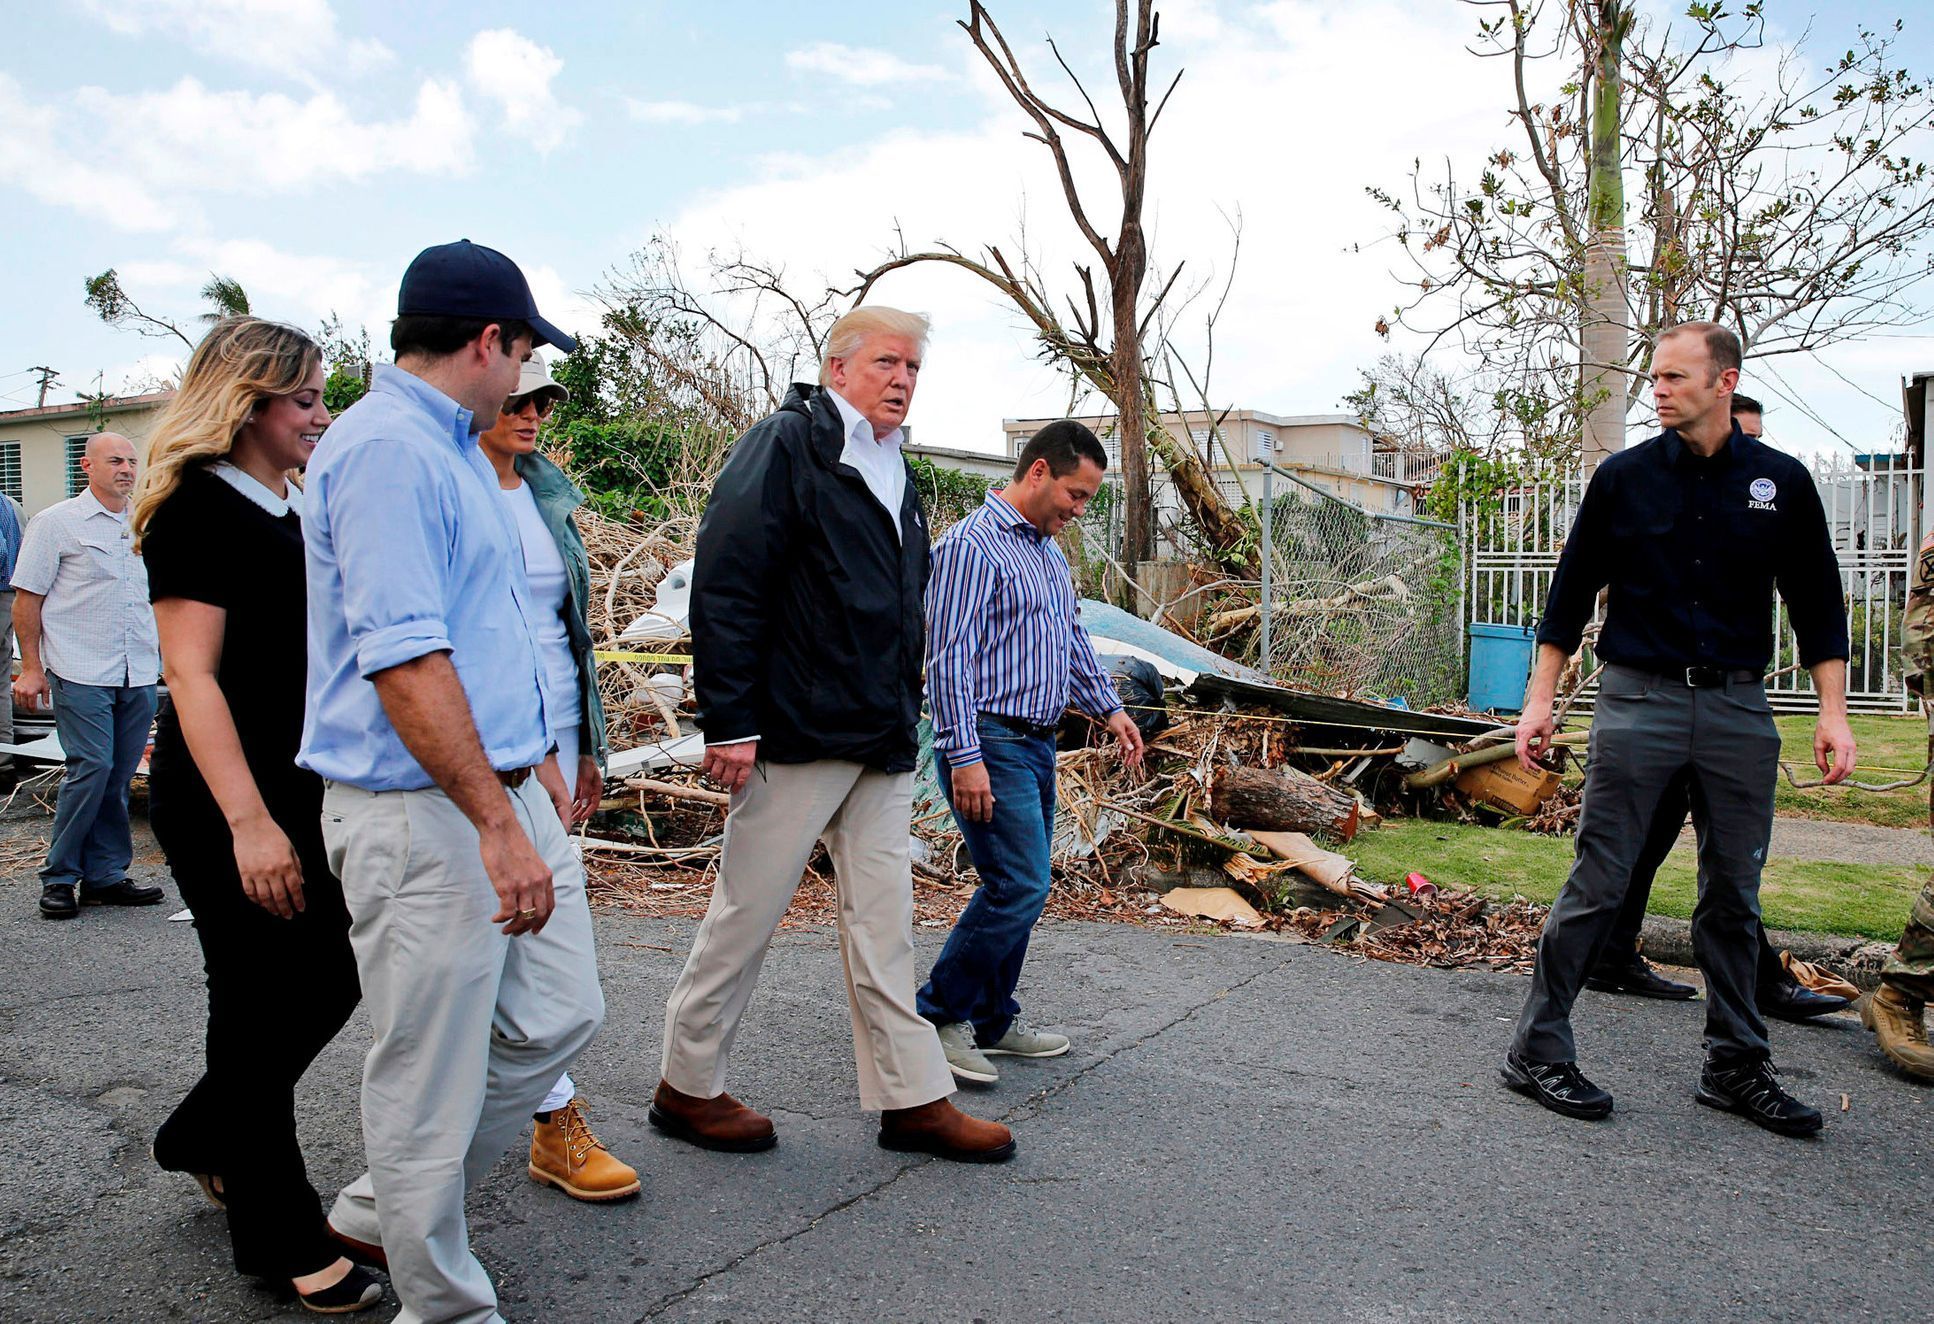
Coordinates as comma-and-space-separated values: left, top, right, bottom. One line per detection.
3, 0, 1931, 461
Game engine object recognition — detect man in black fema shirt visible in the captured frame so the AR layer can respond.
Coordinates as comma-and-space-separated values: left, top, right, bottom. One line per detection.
1503, 320, 1857, 1137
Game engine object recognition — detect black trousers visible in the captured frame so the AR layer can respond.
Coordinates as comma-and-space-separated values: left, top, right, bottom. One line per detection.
1599, 767, 1787, 992
149, 772, 360, 1280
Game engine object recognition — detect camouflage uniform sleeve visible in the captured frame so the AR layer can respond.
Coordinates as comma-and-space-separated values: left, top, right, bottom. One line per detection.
1907, 529, 1934, 698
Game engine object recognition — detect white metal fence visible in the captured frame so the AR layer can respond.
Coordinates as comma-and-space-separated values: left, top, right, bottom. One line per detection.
1462, 454, 1923, 713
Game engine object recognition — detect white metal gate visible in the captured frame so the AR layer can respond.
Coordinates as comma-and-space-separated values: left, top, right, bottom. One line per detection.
1462, 454, 1922, 713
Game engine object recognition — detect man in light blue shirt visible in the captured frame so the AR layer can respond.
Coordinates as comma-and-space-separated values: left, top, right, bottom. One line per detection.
300, 239, 606, 1324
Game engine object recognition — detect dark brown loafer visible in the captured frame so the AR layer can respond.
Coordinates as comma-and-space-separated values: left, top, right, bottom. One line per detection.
878, 1098, 1016, 1163
648, 1079, 777, 1152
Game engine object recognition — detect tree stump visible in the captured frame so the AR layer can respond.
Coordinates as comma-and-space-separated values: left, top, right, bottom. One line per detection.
1210, 765, 1362, 842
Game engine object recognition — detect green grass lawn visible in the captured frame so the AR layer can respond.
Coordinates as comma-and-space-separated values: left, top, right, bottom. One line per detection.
1769, 713, 1928, 829
1561, 712, 1928, 829
1346, 818, 1919, 941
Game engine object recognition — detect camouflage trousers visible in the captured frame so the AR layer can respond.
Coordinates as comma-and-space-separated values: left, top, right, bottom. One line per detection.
1881, 875, 1934, 1002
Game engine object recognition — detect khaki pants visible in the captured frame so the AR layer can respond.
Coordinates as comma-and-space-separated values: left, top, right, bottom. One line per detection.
661, 760, 954, 1112
323, 777, 603, 1324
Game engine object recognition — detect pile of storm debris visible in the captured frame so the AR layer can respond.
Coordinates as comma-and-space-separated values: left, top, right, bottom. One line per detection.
573, 508, 1567, 970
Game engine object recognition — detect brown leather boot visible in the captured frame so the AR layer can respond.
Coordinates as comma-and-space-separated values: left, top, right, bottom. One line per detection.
529, 1097, 641, 1201
1860, 983, 1934, 1081
648, 1079, 777, 1152
878, 1098, 1016, 1163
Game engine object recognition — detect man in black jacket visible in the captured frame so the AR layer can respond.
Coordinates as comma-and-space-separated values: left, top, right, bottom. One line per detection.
651, 306, 1015, 1164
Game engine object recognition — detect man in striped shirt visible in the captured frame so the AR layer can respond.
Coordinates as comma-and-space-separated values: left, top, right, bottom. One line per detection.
922, 420, 1145, 1084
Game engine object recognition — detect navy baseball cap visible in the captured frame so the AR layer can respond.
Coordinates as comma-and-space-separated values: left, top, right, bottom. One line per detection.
397, 239, 577, 353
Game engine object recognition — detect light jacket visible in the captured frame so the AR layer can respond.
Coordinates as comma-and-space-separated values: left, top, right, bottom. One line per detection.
515, 452, 609, 770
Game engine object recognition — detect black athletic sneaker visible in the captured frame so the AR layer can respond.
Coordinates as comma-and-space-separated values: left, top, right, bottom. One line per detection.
1694, 1059, 1823, 1137
1500, 1049, 1614, 1120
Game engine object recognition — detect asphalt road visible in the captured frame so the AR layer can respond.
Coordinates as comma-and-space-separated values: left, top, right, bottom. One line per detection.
1, 819, 1928, 1323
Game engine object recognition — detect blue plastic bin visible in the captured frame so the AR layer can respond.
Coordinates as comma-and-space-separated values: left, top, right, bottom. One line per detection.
1467, 622, 1537, 713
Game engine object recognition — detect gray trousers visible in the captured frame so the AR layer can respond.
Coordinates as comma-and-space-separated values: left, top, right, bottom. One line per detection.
322, 777, 603, 1324
1512, 665, 1780, 1066
0, 587, 14, 772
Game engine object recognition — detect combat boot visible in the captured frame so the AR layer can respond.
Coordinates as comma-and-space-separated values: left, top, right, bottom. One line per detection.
529, 1097, 641, 1201
1859, 983, 1934, 1081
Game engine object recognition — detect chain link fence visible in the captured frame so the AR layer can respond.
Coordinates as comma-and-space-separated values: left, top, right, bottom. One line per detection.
1259, 469, 1464, 706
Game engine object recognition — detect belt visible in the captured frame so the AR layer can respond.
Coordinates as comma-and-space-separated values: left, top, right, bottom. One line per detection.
1612, 664, 1763, 689
980, 712, 1060, 738
496, 766, 535, 788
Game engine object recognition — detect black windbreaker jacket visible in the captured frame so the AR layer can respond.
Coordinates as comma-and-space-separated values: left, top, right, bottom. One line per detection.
690, 384, 931, 771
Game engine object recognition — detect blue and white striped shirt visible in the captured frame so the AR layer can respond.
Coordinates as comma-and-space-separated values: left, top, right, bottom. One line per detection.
927, 489, 1121, 769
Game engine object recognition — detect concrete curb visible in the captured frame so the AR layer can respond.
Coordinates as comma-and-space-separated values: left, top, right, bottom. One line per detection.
1638, 915, 1896, 991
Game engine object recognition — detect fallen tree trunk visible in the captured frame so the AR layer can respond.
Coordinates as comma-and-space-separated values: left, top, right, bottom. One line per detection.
1210, 765, 1361, 842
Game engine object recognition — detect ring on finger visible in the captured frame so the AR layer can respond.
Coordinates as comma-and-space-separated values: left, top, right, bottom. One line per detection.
517, 907, 539, 917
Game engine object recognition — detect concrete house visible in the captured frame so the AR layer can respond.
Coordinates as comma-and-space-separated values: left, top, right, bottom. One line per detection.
0, 392, 172, 516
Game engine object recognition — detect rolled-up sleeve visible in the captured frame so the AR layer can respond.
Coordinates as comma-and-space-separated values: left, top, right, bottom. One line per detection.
926, 536, 999, 768
321, 440, 457, 678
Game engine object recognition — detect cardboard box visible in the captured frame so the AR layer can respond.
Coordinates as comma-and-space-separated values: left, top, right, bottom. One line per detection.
1455, 759, 1563, 815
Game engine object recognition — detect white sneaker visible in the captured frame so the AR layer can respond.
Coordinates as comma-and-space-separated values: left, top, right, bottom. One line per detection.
983, 1021, 1071, 1058
936, 1021, 998, 1083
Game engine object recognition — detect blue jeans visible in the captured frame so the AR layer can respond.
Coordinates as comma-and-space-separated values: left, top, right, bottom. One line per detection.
918, 714, 1056, 1044
42, 676, 157, 890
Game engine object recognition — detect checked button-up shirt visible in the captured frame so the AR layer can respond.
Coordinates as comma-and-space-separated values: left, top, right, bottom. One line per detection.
11, 489, 159, 688
927, 488, 1122, 769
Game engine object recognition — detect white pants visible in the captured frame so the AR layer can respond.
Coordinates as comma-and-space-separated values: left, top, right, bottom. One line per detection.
660, 759, 954, 1112
324, 776, 602, 1324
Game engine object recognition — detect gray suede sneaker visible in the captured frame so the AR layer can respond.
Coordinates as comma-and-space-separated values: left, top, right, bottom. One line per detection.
984, 1021, 1070, 1059
937, 1021, 997, 1083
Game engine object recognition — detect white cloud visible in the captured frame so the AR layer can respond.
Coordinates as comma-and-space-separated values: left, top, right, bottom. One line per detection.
785, 41, 953, 86
77, 0, 391, 88
627, 99, 746, 126
0, 70, 474, 233
0, 75, 177, 231
465, 29, 583, 153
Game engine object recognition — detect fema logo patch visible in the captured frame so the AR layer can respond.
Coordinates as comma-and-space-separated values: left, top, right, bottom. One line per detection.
1748, 476, 1778, 511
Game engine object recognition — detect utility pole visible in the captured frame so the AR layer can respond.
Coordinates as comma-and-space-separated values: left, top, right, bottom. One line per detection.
29, 367, 58, 407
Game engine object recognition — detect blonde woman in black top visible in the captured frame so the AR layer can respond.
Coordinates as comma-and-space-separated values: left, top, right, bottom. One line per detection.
135, 318, 379, 1313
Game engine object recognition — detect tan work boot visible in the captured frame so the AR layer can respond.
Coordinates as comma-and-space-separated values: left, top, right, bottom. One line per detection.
1859, 983, 1934, 1081
529, 1097, 641, 1201
878, 1098, 1016, 1163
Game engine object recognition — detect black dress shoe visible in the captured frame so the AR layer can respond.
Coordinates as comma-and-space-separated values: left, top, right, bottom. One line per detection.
1500, 1049, 1614, 1120
1695, 1059, 1822, 1137
79, 879, 164, 906
38, 883, 78, 919
1586, 956, 1697, 1000
1759, 977, 1852, 1022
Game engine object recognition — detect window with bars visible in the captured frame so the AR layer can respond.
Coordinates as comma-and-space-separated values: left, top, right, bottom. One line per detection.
0, 442, 20, 503
65, 436, 90, 496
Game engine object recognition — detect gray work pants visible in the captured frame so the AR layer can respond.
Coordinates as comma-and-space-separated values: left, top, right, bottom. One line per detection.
1512, 665, 1780, 1067
322, 776, 603, 1324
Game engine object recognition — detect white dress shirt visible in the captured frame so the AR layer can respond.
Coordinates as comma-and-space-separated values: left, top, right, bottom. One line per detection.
11, 488, 160, 688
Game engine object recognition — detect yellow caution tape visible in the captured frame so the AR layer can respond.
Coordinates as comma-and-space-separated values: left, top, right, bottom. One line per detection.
594, 650, 693, 665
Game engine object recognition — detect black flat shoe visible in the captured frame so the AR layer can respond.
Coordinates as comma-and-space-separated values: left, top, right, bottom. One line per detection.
1695, 1059, 1822, 1137
1500, 1049, 1614, 1120
38, 884, 78, 919
1586, 957, 1696, 1000
298, 1265, 384, 1314
1759, 978, 1852, 1022
79, 879, 164, 906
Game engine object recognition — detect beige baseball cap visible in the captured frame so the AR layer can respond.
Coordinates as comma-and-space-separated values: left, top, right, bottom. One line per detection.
511, 352, 570, 406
